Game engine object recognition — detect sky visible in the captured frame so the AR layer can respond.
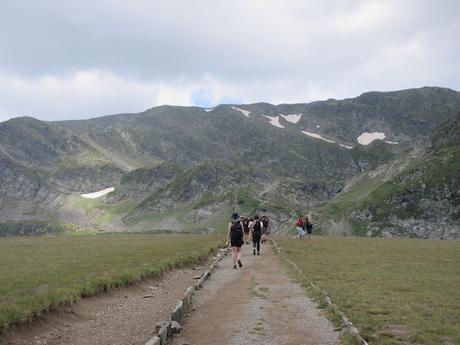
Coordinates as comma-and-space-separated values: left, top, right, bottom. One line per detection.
0, 0, 459, 122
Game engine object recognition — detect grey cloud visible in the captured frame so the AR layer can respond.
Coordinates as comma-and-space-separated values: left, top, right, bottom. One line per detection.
0, 0, 459, 121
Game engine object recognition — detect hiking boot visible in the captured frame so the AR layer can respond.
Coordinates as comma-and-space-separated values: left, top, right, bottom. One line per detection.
238, 260, 243, 268
253, 248, 256, 255
233, 264, 237, 269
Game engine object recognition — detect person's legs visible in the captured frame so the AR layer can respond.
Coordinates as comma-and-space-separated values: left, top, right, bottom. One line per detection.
252, 233, 261, 254
231, 246, 237, 268
296, 227, 302, 240
236, 247, 243, 267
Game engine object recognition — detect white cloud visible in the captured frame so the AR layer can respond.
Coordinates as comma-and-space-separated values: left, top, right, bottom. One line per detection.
330, 0, 397, 33
0, 70, 196, 121
0, 0, 458, 121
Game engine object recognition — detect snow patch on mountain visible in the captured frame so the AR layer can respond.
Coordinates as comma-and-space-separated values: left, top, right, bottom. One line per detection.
263, 115, 285, 128
204, 108, 214, 112
302, 131, 335, 143
339, 144, 353, 149
384, 140, 399, 145
357, 132, 386, 145
81, 187, 115, 199
279, 113, 302, 124
231, 106, 251, 117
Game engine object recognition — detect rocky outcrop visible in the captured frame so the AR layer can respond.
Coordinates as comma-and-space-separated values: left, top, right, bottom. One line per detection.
0, 152, 51, 201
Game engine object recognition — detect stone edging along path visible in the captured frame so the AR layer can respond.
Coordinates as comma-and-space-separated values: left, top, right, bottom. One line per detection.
269, 238, 369, 345
143, 246, 230, 345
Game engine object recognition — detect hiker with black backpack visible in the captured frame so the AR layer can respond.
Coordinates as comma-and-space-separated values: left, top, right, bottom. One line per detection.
250, 215, 263, 256
242, 216, 251, 244
304, 216, 313, 240
227, 212, 244, 269
261, 215, 270, 243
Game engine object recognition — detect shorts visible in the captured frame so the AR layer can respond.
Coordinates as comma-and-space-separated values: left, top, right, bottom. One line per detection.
296, 227, 306, 236
231, 236, 244, 247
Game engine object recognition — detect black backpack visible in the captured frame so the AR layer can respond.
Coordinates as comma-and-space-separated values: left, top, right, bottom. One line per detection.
253, 220, 261, 233
262, 217, 269, 227
232, 220, 243, 234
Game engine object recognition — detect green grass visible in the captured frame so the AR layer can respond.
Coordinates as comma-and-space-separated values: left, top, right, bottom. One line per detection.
97, 200, 138, 222
276, 236, 460, 345
63, 194, 104, 216
0, 234, 224, 331
0, 221, 76, 236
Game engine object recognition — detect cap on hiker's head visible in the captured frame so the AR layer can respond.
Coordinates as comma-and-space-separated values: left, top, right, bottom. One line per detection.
232, 212, 239, 220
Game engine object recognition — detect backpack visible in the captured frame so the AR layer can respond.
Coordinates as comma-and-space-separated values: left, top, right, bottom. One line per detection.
262, 217, 269, 227
232, 220, 243, 235
253, 220, 261, 233
295, 218, 303, 227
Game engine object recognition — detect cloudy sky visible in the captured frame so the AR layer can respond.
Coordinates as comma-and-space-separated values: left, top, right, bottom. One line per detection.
0, 0, 459, 122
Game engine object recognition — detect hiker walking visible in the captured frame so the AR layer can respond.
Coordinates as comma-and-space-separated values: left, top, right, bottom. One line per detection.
251, 215, 263, 255
295, 216, 306, 240
304, 216, 313, 240
261, 215, 270, 243
227, 212, 244, 269
242, 216, 251, 244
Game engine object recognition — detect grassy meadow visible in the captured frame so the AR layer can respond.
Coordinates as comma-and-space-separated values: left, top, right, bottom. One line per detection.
0, 234, 224, 331
276, 236, 460, 345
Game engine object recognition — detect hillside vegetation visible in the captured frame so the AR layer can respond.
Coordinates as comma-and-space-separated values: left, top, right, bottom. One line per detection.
314, 120, 460, 239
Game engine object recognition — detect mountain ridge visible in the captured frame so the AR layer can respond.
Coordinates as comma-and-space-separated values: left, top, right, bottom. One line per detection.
1, 87, 459, 238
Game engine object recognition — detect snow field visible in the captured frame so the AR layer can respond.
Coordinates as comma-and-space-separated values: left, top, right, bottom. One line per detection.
81, 187, 115, 199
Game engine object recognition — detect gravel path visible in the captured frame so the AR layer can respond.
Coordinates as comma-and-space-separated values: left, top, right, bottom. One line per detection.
170, 243, 340, 345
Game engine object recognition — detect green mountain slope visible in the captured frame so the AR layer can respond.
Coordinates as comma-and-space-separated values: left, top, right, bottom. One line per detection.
0, 87, 459, 236
314, 120, 460, 239
0, 116, 128, 192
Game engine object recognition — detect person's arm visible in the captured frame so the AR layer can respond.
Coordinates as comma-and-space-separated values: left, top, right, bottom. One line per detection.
227, 222, 232, 243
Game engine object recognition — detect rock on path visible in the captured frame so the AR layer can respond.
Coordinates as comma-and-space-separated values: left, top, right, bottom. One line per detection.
171, 243, 340, 345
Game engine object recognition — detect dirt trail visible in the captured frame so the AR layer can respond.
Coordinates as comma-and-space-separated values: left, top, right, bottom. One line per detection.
170, 243, 340, 345
1, 245, 340, 345
1, 264, 211, 345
